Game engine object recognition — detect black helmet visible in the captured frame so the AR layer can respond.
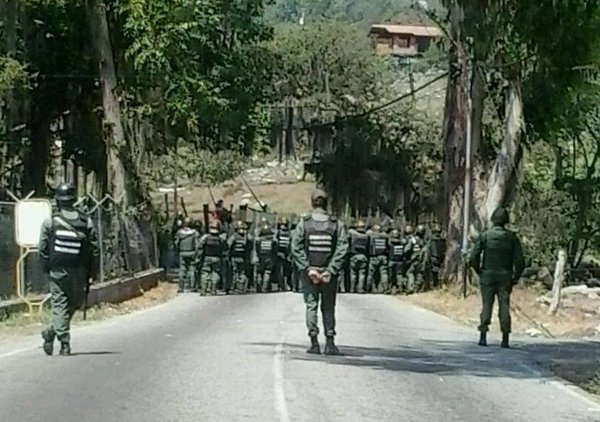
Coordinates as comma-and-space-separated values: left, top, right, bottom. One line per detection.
416, 224, 426, 236
55, 183, 75, 203
491, 207, 509, 226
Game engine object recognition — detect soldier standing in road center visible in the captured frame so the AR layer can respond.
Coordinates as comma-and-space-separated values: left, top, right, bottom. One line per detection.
290, 189, 348, 355
469, 207, 525, 349
39, 183, 98, 356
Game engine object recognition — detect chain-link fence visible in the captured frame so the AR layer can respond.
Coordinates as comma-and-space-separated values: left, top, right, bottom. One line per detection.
78, 195, 158, 283
0, 195, 159, 301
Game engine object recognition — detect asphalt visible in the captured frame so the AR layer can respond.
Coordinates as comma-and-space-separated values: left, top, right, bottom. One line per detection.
0, 292, 599, 422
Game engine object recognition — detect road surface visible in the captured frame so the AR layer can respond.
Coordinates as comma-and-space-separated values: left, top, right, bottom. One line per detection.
0, 292, 598, 422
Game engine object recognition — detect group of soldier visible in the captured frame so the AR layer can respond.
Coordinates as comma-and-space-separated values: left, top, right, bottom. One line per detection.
173, 216, 298, 295
173, 208, 447, 298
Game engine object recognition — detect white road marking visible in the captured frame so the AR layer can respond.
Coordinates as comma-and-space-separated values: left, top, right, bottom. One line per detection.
0, 346, 38, 360
274, 340, 291, 422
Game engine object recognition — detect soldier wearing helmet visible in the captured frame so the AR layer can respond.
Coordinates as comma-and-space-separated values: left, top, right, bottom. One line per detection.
387, 228, 407, 294
347, 219, 369, 293
174, 216, 200, 293
403, 223, 426, 294
427, 223, 446, 289
198, 219, 226, 295
289, 189, 349, 355
39, 183, 99, 356
255, 221, 275, 293
367, 223, 390, 294
227, 220, 252, 293
275, 217, 292, 292
469, 207, 525, 349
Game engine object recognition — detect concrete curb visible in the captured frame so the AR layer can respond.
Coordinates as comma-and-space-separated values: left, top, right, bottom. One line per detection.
0, 268, 165, 317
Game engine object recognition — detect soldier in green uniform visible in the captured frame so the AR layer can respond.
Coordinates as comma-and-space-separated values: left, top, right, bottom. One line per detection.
404, 224, 426, 294
367, 224, 390, 294
228, 220, 252, 293
198, 220, 226, 296
427, 223, 446, 288
255, 223, 275, 293
388, 229, 406, 294
469, 207, 525, 348
275, 217, 292, 292
39, 183, 99, 356
174, 217, 200, 293
290, 189, 349, 355
348, 220, 369, 294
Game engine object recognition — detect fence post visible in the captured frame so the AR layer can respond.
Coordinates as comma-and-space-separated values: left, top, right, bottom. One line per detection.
548, 249, 567, 316
97, 202, 105, 284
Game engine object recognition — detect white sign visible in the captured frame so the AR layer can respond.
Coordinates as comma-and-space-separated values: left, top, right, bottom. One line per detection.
15, 199, 52, 248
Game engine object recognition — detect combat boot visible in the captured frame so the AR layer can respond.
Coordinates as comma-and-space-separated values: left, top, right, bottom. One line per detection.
306, 336, 320, 354
478, 332, 487, 347
501, 333, 510, 349
59, 342, 71, 356
324, 336, 340, 356
41, 329, 55, 356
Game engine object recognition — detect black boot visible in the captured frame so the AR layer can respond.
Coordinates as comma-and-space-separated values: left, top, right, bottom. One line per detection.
59, 342, 71, 356
306, 336, 321, 354
478, 332, 487, 347
501, 333, 510, 349
324, 336, 340, 356
41, 329, 55, 356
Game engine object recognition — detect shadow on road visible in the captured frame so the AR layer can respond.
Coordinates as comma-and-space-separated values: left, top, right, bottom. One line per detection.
246, 338, 600, 382
68, 351, 120, 356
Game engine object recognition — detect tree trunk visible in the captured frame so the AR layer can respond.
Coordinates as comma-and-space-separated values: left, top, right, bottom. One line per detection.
441, 1, 469, 283
469, 66, 488, 232
484, 79, 524, 221
87, 0, 128, 203
548, 249, 567, 316
1, 0, 19, 189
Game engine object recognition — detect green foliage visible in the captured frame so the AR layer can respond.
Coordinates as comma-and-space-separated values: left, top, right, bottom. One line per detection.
118, 0, 274, 153
0, 57, 28, 98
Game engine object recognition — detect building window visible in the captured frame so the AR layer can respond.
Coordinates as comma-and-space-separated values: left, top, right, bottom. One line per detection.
395, 36, 409, 48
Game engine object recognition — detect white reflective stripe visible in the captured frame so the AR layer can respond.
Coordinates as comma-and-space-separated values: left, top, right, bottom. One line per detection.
55, 229, 78, 239
55, 239, 82, 248
308, 247, 331, 252
309, 234, 331, 240
394, 246, 403, 254
55, 246, 80, 255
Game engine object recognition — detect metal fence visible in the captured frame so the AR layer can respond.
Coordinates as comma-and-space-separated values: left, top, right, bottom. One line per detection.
0, 195, 158, 300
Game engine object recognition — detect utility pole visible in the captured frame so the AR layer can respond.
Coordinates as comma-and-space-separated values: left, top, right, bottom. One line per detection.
461, 65, 473, 299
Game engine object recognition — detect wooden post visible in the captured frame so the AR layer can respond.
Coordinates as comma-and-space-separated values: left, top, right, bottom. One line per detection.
548, 249, 567, 316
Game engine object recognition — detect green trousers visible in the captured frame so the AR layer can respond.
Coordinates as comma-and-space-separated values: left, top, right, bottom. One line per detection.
257, 259, 273, 292
231, 259, 249, 293
201, 259, 221, 295
303, 273, 337, 337
368, 255, 389, 293
350, 254, 368, 293
478, 272, 513, 333
178, 253, 196, 291
44, 268, 87, 343
406, 262, 423, 293
389, 262, 404, 290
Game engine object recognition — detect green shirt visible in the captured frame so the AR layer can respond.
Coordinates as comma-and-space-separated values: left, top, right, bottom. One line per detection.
469, 225, 525, 279
290, 208, 349, 276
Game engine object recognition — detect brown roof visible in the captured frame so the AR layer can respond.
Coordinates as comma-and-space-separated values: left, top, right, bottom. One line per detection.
369, 24, 443, 37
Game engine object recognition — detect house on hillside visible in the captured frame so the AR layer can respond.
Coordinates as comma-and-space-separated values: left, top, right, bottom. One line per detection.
369, 24, 442, 64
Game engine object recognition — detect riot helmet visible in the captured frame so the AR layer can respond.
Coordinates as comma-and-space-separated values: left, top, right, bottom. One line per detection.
55, 183, 76, 208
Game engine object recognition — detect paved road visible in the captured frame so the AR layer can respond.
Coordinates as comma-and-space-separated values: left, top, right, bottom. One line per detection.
0, 292, 599, 422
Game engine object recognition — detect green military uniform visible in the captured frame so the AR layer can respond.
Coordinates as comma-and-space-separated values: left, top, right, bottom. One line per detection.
198, 225, 226, 296
39, 184, 99, 356
367, 227, 389, 294
348, 225, 369, 294
388, 230, 406, 294
174, 223, 200, 292
469, 207, 525, 348
427, 225, 446, 288
290, 189, 349, 355
275, 221, 292, 292
228, 225, 252, 294
256, 229, 275, 293
404, 231, 426, 293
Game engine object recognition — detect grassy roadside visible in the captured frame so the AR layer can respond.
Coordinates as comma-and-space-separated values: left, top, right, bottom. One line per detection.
0, 282, 178, 342
405, 285, 600, 396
